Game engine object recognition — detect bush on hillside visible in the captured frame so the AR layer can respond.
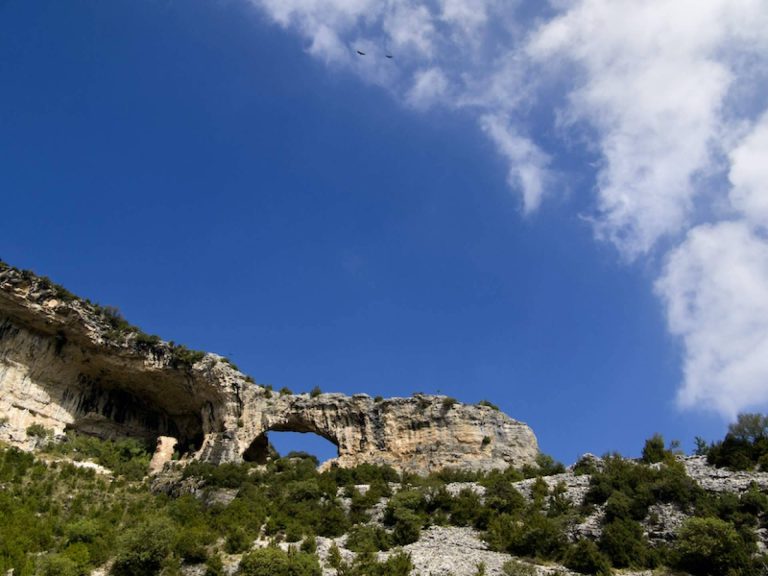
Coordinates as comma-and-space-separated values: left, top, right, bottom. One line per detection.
707, 413, 768, 471
641, 433, 669, 464
672, 517, 755, 576
111, 518, 174, 576
563, 539, 612, 575
237, 547, 321, 576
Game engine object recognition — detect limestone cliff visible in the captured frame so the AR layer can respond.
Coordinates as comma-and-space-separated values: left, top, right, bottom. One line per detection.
0, 262, 538, 474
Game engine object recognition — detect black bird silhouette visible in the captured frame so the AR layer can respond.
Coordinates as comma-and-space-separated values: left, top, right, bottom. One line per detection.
385, 54, 393, 59
356, 50, 366, 55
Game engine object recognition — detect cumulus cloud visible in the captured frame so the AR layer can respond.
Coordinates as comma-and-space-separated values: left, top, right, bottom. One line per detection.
656, 222, 768, 417
247, 0, 768, 417
527, 0, 767, 257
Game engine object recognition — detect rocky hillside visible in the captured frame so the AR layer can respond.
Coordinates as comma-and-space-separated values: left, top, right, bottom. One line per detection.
0, 261, 538, 474
3, 435, 768, 576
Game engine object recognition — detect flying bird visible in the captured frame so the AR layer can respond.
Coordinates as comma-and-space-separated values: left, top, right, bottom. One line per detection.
356, 50, 366, 55
385, 54, 393, 59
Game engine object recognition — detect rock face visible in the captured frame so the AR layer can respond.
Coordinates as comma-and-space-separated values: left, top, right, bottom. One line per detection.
0, 263, 539, 474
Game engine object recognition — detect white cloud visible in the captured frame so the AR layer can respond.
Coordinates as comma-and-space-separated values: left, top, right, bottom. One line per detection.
480, 115, 550, 213
406, 67, 449, 109
438, 0, 490, 38
528, 0, 743, 257
382, 3, 436, 57
729, 111, 768, 227
306, 24, 349, 64
251, 0, 379, 64
656, 222, 768, 417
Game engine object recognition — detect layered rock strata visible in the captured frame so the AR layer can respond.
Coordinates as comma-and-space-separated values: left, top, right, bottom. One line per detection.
0, 263, 538, 474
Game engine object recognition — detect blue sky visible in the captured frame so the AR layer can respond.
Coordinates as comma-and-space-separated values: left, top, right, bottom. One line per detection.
2, 0, 767, 465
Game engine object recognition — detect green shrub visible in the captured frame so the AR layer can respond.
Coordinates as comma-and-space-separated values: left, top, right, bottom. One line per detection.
522, 453, 566, 478
300, 534, 317, 554
486, 512, 567, 559
134, 332, 161, 348
378, 551, 413, 576
390, 508, 422, 546
739, 483, 768, 517
707, 413, 768, 471
48, 432, 152, 479
694, 436, 709, 456
345, 525, 391, 553
101, 306, 132, 334
672, 517, 753, 576
729, 413, 768, 442
174, 526, 212, 563
225, 528, 253, 554
279, 387, 293, 396
183, 461, 250, 488
441, 397, 458, 411
482, 475, 525, 515
327, 543, 342, 569
170, 345, 206, 368
563, 540, 612, 575
314, 502, 350, 538
38, 553, 80, 576
309, 386, 322, 398
502, 560, 537, 576
205, 554, 224, 576
585, 455, 698, 521
285, 524, 303, 543
599, 519, 650, 568
572, 455, 599, 476
26, 423, 52, 438
338, 550, 412, 576
477, 400, 499, 411
641, 433, 669, 464
448, 488, 484, 527
111, 517, 174, 576
603, 491, 633, 522
237, 547, 321, 576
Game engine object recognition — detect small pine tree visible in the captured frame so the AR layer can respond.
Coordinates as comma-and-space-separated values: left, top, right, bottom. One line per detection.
641, 433, 668, 464
327, 543, 342, 569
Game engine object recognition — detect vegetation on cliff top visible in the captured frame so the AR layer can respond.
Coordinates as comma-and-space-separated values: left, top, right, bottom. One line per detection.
0, 259, 212, 370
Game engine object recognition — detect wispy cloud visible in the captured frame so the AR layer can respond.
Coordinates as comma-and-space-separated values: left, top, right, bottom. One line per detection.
247, 0, 768, 418
406, 67, 449, 109
480, 114, 550, 213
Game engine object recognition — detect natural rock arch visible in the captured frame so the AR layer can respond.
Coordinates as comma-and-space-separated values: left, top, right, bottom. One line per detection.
222, 392, 539, 474
1, 264, 540, 475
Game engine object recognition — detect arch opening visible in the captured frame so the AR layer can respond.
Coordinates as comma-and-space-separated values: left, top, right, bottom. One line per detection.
242, 430, 339, 466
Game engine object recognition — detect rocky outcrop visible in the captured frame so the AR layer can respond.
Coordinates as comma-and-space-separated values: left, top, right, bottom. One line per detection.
683, 455, 768, 492
0, 262, 539, 474
149, 436, 179, 474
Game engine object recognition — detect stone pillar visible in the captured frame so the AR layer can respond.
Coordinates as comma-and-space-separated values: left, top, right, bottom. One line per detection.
149, 436, 178, 475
